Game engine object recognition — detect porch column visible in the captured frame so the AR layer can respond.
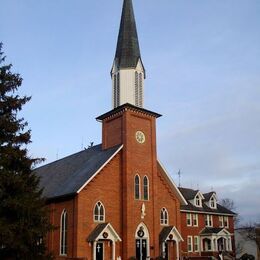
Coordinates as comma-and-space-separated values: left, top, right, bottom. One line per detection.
93, 241, 97, 260
176, 241, 179, 260
215, 238, 218, 252
112, 241, 116, 260
211, 238, 214, 252
229, 237, 232, 251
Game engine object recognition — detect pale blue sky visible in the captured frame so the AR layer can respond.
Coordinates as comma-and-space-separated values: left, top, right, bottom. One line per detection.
1, 0, 260, 223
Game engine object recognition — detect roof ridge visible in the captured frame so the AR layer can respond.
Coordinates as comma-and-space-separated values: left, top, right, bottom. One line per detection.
33, 143, 102, 171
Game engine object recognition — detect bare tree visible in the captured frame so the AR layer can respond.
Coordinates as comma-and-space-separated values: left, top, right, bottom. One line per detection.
220, 198, 240, 227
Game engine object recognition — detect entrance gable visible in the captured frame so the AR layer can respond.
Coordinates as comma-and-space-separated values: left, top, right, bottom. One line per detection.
87, 223, 121, 242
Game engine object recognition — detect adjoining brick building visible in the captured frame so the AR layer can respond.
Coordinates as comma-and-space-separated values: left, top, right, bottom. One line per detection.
35, 1, 236, 260
35, 1, 188, 259
179, 188, 236, 259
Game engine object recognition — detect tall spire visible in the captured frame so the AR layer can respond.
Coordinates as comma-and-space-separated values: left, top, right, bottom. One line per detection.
111, 0, 145, 109
115, 0, 142, 69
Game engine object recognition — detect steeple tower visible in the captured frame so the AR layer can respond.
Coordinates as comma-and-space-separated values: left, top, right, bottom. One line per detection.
111, 0, 145, 109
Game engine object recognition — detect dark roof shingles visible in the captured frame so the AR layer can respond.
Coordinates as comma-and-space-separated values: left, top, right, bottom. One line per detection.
34, 144, 121, 200
179, 187, 235, 215
115, 0, 142, 69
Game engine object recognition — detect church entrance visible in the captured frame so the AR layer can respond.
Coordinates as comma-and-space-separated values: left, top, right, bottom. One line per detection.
96, 242, 104, 260
136, 239, 147, 260
135, 223, 150, 260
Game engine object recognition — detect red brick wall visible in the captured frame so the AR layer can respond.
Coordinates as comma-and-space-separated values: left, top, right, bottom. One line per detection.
46, 108, 183, 259
47, 198, 77, 259
180, 212, 235, 257
76, 152, 122, 259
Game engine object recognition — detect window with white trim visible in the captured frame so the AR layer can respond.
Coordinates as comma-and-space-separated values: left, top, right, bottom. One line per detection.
194, 236, 199, 252
94, 201, 105, 222
219, 216, 224, 227
60, 209, 68, 256
210, 197, 216, 208
193, 214, 198, 226
187, 213, 192, 226
205, 214, 213, 227
135, 175, 141, 200
224, 216, 229, 228
195, 195, 202, 207
187, 236, 193, 252
160, 208, 169, 225
143, 176, 149, 200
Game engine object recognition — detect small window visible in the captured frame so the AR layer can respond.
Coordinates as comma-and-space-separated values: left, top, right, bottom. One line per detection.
219, 216, 224, 227
224, 216, 229, 228
135, 175, 141, 199
210, 197, 216, 208
187, 213, 192, 226
94, 202, 105, 222
143, 176, 149, 200
194, 236, 199, 252
160, 208, 168, 225
205, 215, 213, 227
195, 195, 201, 207
187, 236, 193, 252
193, 214, 198, 226
60, 209, 68, 255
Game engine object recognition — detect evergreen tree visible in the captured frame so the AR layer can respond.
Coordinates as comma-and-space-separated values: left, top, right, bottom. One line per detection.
0, 43, 52, 259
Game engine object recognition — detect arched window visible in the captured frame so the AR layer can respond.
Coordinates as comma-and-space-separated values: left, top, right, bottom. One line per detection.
135, 175, 141, 199
160, 208, 169, 225
143, 176, 149, 200
60, 209, 68, 255
94, 201, 105, 222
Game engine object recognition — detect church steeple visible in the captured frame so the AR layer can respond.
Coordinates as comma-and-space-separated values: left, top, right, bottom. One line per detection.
111, 0, 145, 109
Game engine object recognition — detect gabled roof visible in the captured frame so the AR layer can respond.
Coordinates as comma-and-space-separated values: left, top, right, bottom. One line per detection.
114, 0, 143, 70
200, 227, 230, 235
34, 144, 122, 200
87, 223, 121, 242
179, 187, 236, 215
157, 161, 187, 205
179, 187, 200, 200
203, 191, 216, 201
159, 226, 183, 243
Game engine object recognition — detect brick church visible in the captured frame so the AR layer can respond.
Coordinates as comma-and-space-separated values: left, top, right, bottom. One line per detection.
35, 0, 236, 259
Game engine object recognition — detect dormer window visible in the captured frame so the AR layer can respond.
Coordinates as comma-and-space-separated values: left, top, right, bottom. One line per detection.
195, 195, 202, 207
210, 196, 217, 208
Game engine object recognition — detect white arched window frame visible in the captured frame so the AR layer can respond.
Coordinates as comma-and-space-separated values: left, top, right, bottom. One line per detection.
160, 208, 169, 225
94, 201, 105, 222
60, 209, 68, 256
143, 176, 149, 200
135, 174, 141, 200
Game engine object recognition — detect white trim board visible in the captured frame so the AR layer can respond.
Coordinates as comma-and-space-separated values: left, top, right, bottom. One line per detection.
77, 145, 123, 193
